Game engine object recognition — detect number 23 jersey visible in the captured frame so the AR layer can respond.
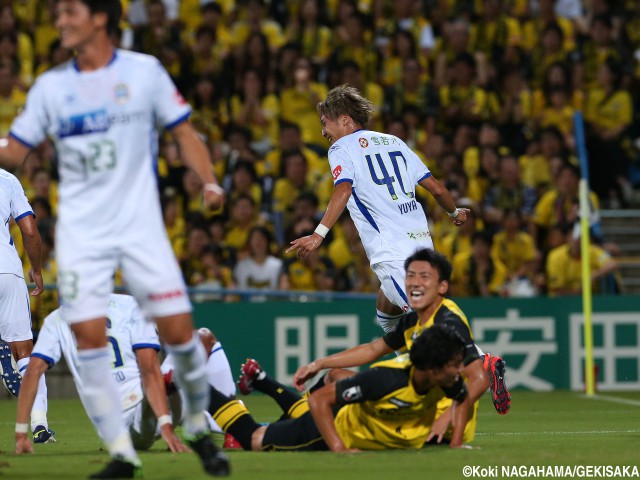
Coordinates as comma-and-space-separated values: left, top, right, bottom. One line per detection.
329, 130, 433, 265
10, 50, 191, 244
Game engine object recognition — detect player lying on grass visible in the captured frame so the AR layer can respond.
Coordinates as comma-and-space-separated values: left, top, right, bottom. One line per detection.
15, 294, 189, 458
241, 248, 508, 446
210, 325, 471, 451
14, 295, 241, 457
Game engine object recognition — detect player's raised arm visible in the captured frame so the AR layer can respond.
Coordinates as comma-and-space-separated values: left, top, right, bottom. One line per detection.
0, 137, 32, 168
286, 181, 352, 258
418, 175, 470, 226
15, 357, 49, 454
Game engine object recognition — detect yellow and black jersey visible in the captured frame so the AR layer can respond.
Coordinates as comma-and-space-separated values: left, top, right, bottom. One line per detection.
333, 355, 468, 450
382, 299, 479, 367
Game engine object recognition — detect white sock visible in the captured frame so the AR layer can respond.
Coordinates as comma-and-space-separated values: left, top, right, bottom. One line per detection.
206, 342, 236, 397
77, 347, 138, 462
17, 357, 49, 430
376, 310, 405, 333
164, 334, 209, 436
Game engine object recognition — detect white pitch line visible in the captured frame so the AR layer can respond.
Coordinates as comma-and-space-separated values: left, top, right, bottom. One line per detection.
476, 430, 640, 436
580, 394, 640, 407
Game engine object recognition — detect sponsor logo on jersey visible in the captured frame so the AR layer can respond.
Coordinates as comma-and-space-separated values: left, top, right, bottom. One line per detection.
114, 83, 130, 104
388, 397, 412, 408
148, 289, 186, 302
174, 90, 187, 105
58, 110, 109, 138
358, 137, 368, 148
342, 385, 362, 402
332, 165, 342, 179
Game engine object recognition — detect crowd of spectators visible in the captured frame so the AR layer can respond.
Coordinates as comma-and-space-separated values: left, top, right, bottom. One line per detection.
2, 0, 636, 327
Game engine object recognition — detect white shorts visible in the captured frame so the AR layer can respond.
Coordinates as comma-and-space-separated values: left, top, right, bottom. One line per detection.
56, 232, 191, 324
371, 261, 410, 312
0, 274, 33, 342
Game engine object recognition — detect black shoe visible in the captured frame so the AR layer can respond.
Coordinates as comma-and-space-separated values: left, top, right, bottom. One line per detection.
33, 425, 56, 444
187, 433, 231, 477
88, 456, 142, 479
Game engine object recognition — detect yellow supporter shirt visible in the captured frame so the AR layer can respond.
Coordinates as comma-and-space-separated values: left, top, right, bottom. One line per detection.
280, 83, 329, 147
539, 104, 575, 135
440, 232, 472, 263
546, 243, 612, 295
451, 251, 508, 296
533, 190, 599, 229
585, 89, 633, 132
230, 93, 280, 146
490, 231, 536, 275
519, 154, 552, 190
0, 88, 26, 137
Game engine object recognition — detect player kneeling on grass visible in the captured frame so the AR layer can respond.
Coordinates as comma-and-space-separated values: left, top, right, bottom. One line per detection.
15, 294, 190, 461
284, 248, 508, 445
208, 325, 471, 452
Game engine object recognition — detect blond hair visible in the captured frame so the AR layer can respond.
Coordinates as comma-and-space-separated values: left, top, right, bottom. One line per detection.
316, 84, 375, 128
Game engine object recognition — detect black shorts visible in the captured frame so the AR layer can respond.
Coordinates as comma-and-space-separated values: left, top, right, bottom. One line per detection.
261, 411, 329, 451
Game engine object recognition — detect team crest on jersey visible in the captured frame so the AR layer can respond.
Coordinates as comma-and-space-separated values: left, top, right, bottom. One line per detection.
114, 83, 130, 104
358, 137, 368, 148
342, 386, 362, 402
332, 165, 342, 179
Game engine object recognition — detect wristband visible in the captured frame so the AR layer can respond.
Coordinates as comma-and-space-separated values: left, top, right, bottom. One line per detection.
447, 208, 460, 219
204, 183, 224, 195
158, 415, 172, 427
15, 423, 29, 434
314, 224, 330, 238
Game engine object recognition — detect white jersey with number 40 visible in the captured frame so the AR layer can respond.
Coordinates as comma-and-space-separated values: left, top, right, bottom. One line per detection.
10, 50, 191, 246
329, 130, 434, 265
32, 294, 160, 410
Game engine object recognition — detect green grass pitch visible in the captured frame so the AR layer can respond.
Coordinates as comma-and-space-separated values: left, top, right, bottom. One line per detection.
1, 391, 639, 479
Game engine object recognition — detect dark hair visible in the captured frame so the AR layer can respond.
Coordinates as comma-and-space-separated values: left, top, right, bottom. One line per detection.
410, 324, 465, 370
404, 248, 452, 282
77, 0, 122, 36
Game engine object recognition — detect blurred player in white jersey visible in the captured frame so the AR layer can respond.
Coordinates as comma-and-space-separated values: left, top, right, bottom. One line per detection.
15, 294, 190, 454
0, 168, 53, 443
0, 1, 228, 477
287, 85, 470, 333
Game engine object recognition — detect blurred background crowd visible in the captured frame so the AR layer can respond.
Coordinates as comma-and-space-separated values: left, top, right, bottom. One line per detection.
2, 0, 638, 328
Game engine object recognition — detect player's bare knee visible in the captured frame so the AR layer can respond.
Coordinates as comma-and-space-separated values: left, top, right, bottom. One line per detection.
197, 327, 217, 353
326, 368, 356, 384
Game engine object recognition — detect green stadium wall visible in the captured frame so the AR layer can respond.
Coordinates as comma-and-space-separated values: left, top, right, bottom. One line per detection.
194, 295, 640, 392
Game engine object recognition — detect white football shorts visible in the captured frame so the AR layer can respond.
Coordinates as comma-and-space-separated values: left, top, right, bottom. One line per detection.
57, 232, 191, 323
0, 274, 33, 342
371, 260, 410, 312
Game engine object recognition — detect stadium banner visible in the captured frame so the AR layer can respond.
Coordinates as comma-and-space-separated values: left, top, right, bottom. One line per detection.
194, 295, 640, 392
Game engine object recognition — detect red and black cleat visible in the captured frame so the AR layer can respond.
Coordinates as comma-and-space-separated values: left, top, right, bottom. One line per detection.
237, 359, 263, 395
484, 353, 511, 414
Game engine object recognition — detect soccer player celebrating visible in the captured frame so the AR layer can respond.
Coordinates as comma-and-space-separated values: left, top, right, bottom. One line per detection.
287, 85, 470, 333
0, 1, 228, 477
212, 325, 471, 451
